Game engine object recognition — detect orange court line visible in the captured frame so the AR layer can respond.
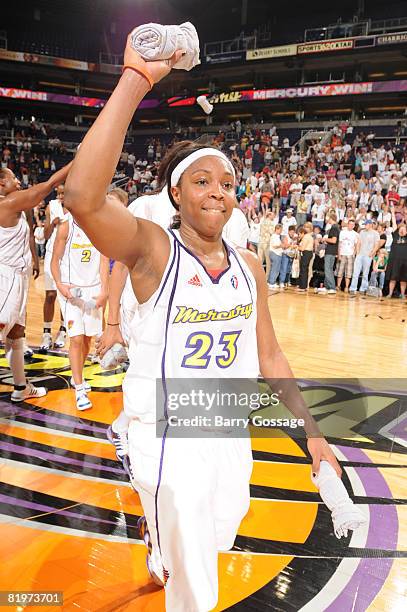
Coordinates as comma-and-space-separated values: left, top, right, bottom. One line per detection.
26, 389, 124, 424
0, 422, 117, 461
251, 461, 317, 492
0, 464, 142, 516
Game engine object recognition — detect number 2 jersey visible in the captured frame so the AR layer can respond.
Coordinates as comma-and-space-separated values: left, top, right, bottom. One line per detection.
59, 213, 101, 287
123, 229, 259, 423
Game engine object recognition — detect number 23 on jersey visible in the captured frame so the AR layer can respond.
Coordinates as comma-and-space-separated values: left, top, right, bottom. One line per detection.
181, 331, 241, 369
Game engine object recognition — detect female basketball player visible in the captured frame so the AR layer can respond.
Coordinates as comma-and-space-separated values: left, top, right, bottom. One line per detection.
51, 214, 109, 410
64, 33, 341, 611
0, 163, 71, 402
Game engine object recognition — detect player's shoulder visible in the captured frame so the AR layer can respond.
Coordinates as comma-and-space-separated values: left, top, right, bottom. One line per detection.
235, 246, 263, 280
230, 207, 247, 223
128, 191, 163, 216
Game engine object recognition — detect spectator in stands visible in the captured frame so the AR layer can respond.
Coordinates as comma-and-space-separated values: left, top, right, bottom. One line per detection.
257, 211, 276, 278
349, 220, 381, 296
34, 221, 46, 258
279, 174, 291, 212
279, 226, 298, 289
260, 176, 274, 209
319, 213, 339, 294
336, 219, 358, 293
386, 209, 407, 299
297, 222, 314, 292
281, 208, 296, 235
248, 216, 260, 253
370, 249, 388, 298
296, 194, 308, 227
268, 224, 283, 289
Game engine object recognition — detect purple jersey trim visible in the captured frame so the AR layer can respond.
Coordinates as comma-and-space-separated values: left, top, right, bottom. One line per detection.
228, 246, 255, 302
154, 241, 180, 556
154, 235, 177, 308
169, 228, 232, 285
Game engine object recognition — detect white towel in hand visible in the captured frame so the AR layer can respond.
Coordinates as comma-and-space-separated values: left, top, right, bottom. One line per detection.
129, 22, 200, 71
312, 460, 367, 539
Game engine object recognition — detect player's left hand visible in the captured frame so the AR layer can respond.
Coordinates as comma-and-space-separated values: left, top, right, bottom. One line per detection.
94, 293, 108, 309
32, 263, 40, 280
124, 34, 184, 85
307, 437, 342, 478
96, 325, 125, 357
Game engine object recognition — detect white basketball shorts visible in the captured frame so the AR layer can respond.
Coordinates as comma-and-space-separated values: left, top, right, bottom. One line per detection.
0, 264, 29, 340
57, 284, 103, 338
43, 251, 56, 291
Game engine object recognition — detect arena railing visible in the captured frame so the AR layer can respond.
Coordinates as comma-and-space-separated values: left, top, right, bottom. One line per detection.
203, 35, 257, 58
369, 16, 407, 33
98, 52, 122, 66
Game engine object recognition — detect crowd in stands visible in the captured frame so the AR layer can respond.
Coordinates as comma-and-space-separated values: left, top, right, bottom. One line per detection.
1, 117, 71, 187
2, 115, 406, 298
231, 124, 407, 297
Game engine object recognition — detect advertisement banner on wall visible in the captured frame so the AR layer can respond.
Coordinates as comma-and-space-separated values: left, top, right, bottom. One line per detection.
376, 32, 407, 45
246, 44, 297, 60
297, 39, 354, 54
167, 79, 407, 107
205, 51, 245, 64
0, 86, 159, 109
0, 48, 96, 71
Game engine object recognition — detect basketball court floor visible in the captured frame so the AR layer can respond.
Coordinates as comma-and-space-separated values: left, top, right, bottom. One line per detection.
0, 271, 406, 611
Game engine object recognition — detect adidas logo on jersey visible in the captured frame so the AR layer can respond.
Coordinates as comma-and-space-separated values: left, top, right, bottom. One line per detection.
188, 274, 202, 287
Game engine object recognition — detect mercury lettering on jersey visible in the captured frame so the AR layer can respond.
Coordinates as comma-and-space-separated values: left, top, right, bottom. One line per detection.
173, 303, 253, 324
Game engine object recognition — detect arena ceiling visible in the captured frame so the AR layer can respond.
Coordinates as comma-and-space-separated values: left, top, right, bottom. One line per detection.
6, 0, 407, 45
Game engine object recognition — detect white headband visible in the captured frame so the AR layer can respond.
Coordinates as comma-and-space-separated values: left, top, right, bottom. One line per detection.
170, 148, 235, 187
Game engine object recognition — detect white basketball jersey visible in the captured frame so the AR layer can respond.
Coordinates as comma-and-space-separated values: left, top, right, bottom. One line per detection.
123, 229, 259, 422
122, 191, 249, 311
60, 214, 100, 287
0, 213, 31, 271
45, 198, 65, 254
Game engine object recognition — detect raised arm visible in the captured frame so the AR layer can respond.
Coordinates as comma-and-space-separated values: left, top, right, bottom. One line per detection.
390, 206, 398, 231
64, 38, 181, 268
2, 163, 71, 216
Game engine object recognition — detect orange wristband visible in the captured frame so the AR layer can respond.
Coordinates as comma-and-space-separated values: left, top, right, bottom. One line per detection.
122, 64, 154, 90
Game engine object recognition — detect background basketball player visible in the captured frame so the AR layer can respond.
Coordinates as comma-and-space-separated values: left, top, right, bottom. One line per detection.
0, 163, 71, 401
41, 184, 68, 351
51, 213, 109, 410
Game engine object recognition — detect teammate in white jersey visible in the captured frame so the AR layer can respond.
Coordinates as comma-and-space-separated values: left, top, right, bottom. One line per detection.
64, 38, 342, 612
0, 163, 71, 402
51, 214, 109, 410
40, 185, 68, 351
98, 152, 249, 467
